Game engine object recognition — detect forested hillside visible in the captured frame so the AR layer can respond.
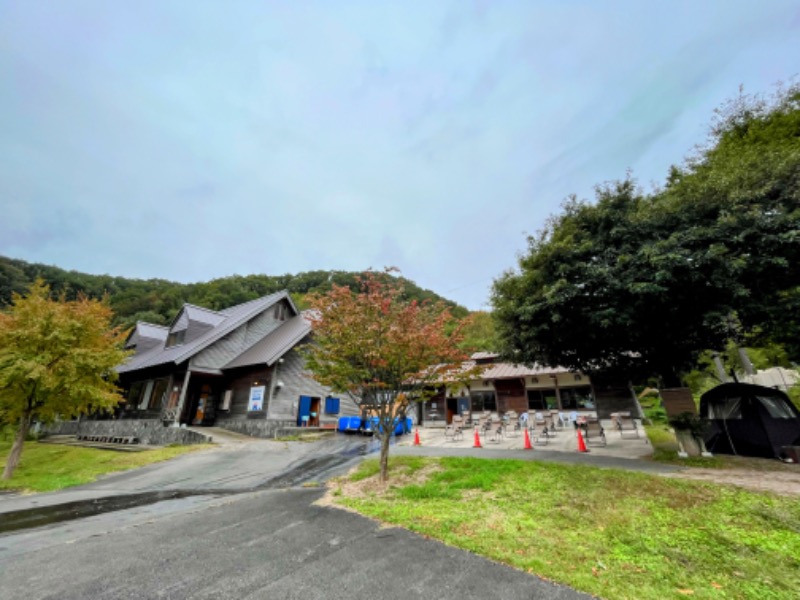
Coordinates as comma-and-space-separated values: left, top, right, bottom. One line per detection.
0, 256, 468, 329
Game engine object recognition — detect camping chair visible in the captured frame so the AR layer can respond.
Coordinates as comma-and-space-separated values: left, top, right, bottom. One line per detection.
462, 411, 472, 427
529, 417, 549, 445
444, 424, 463, 442
616, 413, 639, 439
527, 411, 538, 432
548, 410, 561, 433
504, 411, 520, 436
489, 415, 504, 442
568, 411, 579, 429
452, 415, 466, 435
535, 412, 556, 437
584, 420, 606, 446
478, 415, 492, 436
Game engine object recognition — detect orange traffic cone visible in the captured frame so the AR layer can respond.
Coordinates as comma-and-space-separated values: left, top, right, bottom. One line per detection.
413, 428, 421, 446
473, 426, 482, 448
523, 427, 533, 450
576, 428, 589, 453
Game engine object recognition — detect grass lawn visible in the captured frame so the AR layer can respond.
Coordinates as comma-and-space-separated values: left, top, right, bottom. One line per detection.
332, 456, 800, 600
0, 440, 204, 493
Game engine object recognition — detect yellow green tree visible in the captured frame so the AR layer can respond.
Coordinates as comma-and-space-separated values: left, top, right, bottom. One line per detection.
0, 280, 129, 479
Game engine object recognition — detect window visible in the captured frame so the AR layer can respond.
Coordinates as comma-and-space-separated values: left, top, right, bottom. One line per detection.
274, 303, 287, 321
148, 379, 169, 410
559, 386, 595, 410
127, 382, 145, 409
470, 391, 496, 412
757, 396, 795, 419
527, 389, 559, 410
325, 397, 340, 414
708, 397, 742, 419
166, 330, 185, 347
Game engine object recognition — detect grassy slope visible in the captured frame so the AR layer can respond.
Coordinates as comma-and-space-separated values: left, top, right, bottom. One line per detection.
334, 457, 800, 600
0, 440, 203, 493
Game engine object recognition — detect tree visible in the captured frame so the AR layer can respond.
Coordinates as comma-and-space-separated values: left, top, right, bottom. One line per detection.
492, 84, 800, 385
0, 281, 129, 479
458, 310, 500, 352
303, 270, 477, 482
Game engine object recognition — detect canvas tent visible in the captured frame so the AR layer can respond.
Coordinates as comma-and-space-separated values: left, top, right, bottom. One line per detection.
700, 382, 800, 459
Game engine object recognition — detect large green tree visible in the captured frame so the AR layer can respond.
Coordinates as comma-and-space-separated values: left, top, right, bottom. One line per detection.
0, 281, 129, 479
493, 85, 800, 385
303, 271, 477, 482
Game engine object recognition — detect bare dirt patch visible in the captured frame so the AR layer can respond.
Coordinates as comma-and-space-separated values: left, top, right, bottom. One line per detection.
664, 466, 800, 496
316, 461, 442, 510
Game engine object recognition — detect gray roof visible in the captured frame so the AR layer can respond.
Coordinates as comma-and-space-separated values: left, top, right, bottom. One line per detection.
136, 322, 169, 340
224, 313, 312, 369
182, 305, 226, 327
117, 291, 291, 374
124, 322, 169, 350
479, 362, 568, 379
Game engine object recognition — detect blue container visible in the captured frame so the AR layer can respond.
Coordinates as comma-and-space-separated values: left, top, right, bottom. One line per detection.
337, 416, 350, 432
343, 416, 362, 433
393, 419, 405, 436
405, 417, 413, 434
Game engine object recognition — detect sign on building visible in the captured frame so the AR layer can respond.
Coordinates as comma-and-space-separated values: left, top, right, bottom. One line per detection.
249, 386, 266, 412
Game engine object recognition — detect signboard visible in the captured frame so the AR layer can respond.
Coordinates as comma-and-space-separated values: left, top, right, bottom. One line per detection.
248, 386, 266, 412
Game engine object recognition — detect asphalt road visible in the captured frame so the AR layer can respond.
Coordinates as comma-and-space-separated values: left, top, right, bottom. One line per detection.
1, 436, 593, 599
1, 487, 589, 600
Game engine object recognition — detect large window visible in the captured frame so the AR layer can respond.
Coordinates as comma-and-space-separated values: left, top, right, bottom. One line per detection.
470, 391, 496, 413
528, 389, 558, 410
127, 382, 145, 409
127, 379, 170, 411
148, 379, 169, 410
559, 386, 595, 410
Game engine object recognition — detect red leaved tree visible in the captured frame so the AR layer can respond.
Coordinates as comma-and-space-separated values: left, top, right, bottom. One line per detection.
303, 270, 476, 482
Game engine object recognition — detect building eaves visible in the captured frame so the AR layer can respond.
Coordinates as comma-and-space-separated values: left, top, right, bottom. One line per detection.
480, 362, 569, 379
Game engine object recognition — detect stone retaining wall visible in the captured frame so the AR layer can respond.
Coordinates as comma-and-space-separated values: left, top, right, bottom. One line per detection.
214, 418, 295, 439
44, 420, 210, 446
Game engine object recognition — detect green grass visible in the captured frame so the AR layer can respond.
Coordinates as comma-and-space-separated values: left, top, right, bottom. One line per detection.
0, 440, 203, 493
644, 423, 725, 467
335, 457, 800, 600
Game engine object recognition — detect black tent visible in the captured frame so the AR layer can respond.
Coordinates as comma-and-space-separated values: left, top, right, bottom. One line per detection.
700, 382, 800, 459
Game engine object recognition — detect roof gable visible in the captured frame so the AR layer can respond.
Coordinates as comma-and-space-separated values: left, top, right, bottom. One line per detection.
117, 291, 293, 374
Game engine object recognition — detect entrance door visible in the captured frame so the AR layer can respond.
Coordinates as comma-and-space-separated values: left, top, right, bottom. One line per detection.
309, 398, 321, 426
193, 384, 213, 425
297, 396, 312, 426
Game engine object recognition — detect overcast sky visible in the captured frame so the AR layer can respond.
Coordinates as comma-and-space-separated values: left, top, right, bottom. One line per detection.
1, 1, 798, 310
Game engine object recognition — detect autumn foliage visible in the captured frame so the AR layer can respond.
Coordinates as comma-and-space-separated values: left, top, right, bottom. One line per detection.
0, 280, 130, 479
303, 270, 475, 481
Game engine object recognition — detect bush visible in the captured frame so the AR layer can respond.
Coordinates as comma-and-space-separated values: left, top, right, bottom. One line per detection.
787, 385, 800, 411
668, 412, 709, 438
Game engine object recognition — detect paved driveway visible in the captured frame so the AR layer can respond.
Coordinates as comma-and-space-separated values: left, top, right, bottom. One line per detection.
0, 435, 592, 600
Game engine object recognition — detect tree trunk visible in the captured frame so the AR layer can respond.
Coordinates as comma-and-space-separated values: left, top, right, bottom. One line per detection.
379, 431, 391, 483
2, 411, 32, 480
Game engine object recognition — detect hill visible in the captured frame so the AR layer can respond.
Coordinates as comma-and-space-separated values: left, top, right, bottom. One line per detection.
0, 256, 468, 329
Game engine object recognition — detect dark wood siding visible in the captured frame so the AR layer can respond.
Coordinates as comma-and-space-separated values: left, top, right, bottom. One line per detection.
494, 378, 527, 414
222, 365, 273, 418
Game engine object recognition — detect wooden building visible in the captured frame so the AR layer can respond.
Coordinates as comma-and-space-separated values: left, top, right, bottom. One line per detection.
115, 291, 358, 437
420, 352, 635, 424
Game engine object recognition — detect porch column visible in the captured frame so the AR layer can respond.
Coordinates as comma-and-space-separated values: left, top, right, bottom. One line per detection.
173, 371, 192, 427
551, 374, 562, 410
